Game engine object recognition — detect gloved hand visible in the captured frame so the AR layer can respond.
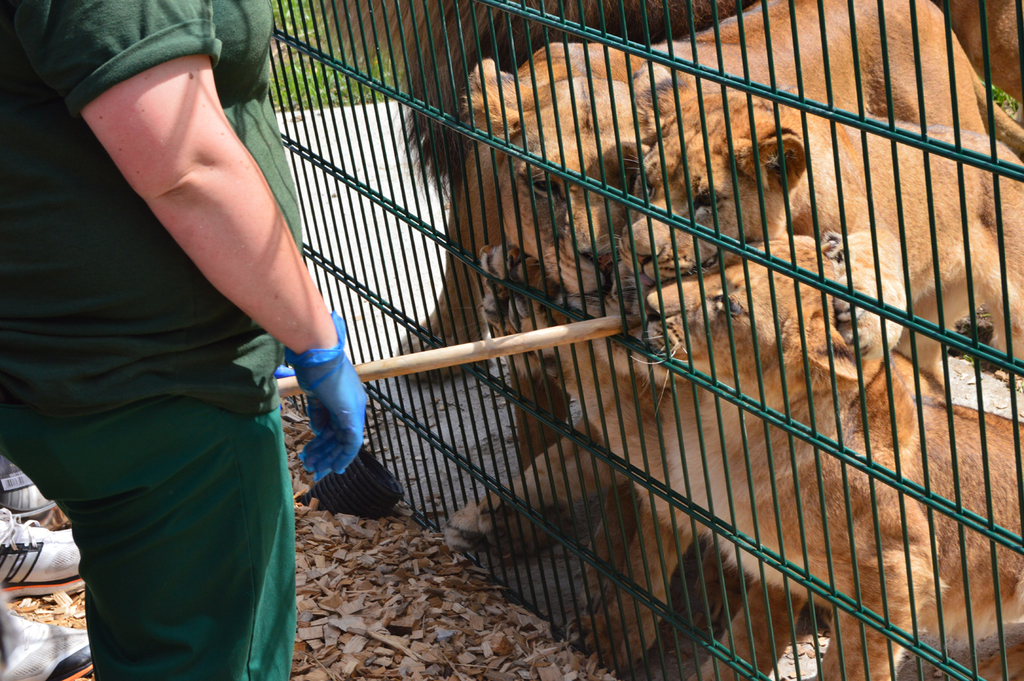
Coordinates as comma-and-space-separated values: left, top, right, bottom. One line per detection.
284, 312, 367, 480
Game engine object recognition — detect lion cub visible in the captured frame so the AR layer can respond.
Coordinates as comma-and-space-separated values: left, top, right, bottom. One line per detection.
647, 234, 1024, 681
630, 87, 1024, 380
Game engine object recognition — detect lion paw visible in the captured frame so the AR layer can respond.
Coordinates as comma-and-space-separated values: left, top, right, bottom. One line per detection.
822, 232, 902, 361
444, 496, 546, 556
444, 501, 497, 553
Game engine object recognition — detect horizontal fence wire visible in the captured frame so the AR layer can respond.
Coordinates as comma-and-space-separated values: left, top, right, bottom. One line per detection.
271, 0, 1024, 679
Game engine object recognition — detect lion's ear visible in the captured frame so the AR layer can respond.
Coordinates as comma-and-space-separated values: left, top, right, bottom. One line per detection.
803, 306, 860, 389
466, 59, 521, 135
736, 124, 806, 190
633, 64, 679, 145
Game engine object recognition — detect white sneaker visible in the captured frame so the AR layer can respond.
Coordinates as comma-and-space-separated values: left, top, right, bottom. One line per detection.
0, 511, 82, 597
1, 614, 92, 681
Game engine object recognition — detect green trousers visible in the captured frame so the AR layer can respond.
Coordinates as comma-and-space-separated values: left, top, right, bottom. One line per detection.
0, 396, 296, 681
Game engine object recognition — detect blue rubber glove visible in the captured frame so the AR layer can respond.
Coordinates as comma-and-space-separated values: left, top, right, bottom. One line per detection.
284, 312, 367, 480
273, 365, 296, 379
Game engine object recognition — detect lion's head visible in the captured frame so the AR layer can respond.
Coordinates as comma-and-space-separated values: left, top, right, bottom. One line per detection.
477, 240, 643, 386
626, 83, 807, 285
479, 242, 641, 337
466, 45, 646, 315
642, 236, 865, 404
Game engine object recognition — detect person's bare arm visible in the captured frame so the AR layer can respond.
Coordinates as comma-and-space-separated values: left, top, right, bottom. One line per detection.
81, 54, 337, 355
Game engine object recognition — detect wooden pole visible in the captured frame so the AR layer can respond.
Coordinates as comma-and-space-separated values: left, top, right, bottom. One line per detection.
277, 315, 624, 398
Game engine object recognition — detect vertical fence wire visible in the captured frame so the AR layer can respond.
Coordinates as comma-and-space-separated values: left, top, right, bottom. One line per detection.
271, 0, 1024, 679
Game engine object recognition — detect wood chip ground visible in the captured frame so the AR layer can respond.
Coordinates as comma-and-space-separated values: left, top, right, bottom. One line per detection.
12, 401, 617, 681
285, 400, 618, 681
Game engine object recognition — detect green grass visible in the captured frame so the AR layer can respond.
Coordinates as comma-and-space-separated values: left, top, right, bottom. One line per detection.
270, 0, 396, 111
992, 84, 1020, 117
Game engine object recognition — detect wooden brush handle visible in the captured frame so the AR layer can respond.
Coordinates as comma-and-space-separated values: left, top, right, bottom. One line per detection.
277, 315, 624, 397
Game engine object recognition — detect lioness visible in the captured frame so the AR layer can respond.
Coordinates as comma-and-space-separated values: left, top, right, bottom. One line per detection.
940, 0, 1022, 106
446, 242, 648, 553
396, 41, 643, 367
448, 243, 803, 674
401, 0, 1024, 362
457, 45, 646, 463
645, 234, 1024, 681
630, 86, 1024, 379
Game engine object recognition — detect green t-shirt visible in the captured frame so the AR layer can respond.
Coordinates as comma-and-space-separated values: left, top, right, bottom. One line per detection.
0, 0, 302, 416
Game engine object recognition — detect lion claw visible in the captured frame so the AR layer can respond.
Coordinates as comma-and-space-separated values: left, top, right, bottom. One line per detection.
822, 232, 887, 361
444, 502, 496, 553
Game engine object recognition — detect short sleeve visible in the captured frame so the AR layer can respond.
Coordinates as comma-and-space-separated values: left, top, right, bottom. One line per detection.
12, 0, 222, 115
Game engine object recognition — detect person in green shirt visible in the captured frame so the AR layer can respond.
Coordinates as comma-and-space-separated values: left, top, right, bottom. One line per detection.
0, 1, 367, 679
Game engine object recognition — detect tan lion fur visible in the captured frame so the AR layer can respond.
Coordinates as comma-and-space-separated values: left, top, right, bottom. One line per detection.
411, 0, 1024, 362
629, 86, 1024, 379
940, 0, 1022, 104
445, 243, 799, 671
643, 235, 1024, 681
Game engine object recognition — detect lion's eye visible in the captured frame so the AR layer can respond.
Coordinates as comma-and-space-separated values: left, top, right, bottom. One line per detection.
695, 190, 729, 212
533, 176, 562, 200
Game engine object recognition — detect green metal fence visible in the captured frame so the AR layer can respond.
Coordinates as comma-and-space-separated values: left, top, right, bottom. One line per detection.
271, 1, 1024, 679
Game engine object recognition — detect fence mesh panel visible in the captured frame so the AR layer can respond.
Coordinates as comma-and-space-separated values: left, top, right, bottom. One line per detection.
271, 1, 1024, 679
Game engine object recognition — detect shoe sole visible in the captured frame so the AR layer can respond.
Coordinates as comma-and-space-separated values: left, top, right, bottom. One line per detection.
50, 663, 93, 681
3, 576, 84, 598
46, 648, 93, 681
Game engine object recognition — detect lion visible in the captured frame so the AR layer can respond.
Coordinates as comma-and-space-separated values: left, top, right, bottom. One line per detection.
445, 242, 648, 554
393, 0, 1024, 364
398, 0, 1024, 371
384, 0, 757, 361
939, 0, 1022, 108
395, 41, 644, 371
444, 44, 647, 461
629, 85, 1024, 380
447, 242, 804, 674
644, 234, 1024, 681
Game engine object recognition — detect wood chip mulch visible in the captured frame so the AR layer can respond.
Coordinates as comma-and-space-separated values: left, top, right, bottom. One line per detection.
16, 401, 617, 681
9, 583, 87, 631
284, 399, 618, 681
